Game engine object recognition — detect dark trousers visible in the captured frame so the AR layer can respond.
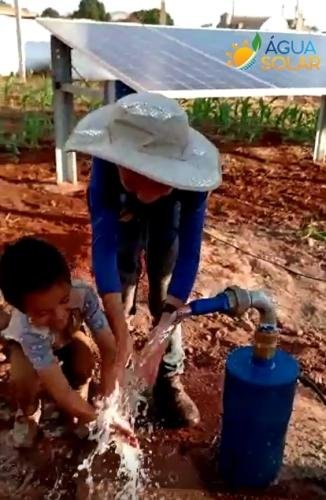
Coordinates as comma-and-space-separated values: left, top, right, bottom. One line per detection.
117, 203, 184, 377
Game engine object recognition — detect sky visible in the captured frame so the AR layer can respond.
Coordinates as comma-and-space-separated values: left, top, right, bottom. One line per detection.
12, 0, 326, 30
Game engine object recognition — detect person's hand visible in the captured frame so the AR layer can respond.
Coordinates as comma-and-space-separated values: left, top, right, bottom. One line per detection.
111, 420, 139, 448
93, 390, 139, 448
135, 311, 178, 387
114, 331, 133, 386
100, 333, 133, 397
117, 330, 133, 369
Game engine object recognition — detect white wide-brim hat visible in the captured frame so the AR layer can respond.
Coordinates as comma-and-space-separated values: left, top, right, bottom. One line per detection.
65, 92, 221, 192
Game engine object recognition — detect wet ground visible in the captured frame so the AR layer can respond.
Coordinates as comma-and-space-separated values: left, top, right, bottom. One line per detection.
0, 143, 325, 499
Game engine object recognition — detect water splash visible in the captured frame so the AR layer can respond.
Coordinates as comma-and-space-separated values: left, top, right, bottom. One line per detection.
78, 376, 149, 499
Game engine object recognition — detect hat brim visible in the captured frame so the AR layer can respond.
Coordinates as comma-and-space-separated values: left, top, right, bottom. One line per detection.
65, 105, 222, 192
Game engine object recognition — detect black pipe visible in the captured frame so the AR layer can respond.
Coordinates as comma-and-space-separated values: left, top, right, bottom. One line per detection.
299, 372, 326, 406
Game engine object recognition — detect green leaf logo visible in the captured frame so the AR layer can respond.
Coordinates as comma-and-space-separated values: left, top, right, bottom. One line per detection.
252, 33, 262, 52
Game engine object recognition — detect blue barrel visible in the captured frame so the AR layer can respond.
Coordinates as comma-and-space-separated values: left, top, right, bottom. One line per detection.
218, 346, 299, 488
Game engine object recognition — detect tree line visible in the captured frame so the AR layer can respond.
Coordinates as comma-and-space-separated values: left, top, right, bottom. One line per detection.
41, 0, 174, 25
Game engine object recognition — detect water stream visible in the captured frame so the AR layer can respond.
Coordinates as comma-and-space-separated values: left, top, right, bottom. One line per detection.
77, 375, 150, 499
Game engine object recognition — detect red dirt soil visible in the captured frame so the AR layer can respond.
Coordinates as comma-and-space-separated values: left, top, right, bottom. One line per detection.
0, 144, 325, 499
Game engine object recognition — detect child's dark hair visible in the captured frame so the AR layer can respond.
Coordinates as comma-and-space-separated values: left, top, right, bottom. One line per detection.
0, 236, 71, 312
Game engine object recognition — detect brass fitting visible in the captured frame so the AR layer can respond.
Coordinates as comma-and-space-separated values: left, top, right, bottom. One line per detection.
254, 328, 278, 360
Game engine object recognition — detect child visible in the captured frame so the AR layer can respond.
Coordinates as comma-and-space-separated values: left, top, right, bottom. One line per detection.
0, 236, 117, 447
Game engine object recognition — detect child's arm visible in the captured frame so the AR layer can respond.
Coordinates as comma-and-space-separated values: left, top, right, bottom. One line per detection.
82, 285, 118, 395
38, 363, 96, 423
21, 331, 95, 422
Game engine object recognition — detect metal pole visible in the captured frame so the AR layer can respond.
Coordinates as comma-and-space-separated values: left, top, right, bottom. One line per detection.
14, 0, 26, 81
51, 36, 77, 184
160, 0, 167, 25
231, 0, 235, 17
313, 96, 326, 163
103, 80, 116, 104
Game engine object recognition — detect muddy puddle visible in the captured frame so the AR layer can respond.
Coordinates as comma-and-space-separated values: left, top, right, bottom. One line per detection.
0, 425, 209, 498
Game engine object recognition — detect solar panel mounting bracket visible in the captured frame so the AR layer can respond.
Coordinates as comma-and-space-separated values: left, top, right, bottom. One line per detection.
51, 36, 77, 184
50, 36, 117, 184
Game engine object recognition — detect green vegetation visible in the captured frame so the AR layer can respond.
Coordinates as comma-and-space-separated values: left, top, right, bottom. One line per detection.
71, 0, 110, 21
185, 97, 318, 143
0, 75, 319, 155
301, 223, 326, 242
1, 75, 53, 110
41, 7, 60, 18
0, 75, 101, 111
0, 114, 53, 155
130, 8, 174, 25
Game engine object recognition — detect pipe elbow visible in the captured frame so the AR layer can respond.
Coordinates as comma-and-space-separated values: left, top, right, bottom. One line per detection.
225, 286, 277, 331
249, 290, 277, 330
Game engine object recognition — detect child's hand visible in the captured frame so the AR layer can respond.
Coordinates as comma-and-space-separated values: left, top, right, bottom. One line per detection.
92, 397, 139, 448
111, 421, 139, 448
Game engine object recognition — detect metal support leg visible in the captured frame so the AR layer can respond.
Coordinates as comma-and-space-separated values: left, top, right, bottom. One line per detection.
51, 36, 77, 184
313, 96, 326, 163
103, 81, 116, 104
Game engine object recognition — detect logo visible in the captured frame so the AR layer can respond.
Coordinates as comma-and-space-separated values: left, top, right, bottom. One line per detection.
226, 33, 320, 72
226, 33, 262, 71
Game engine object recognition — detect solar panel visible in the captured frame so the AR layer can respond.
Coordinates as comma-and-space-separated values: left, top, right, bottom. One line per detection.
164, 27, 326, 90
38, 18, 326, 98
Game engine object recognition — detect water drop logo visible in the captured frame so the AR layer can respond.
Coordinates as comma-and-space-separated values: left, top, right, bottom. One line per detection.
226, 33, 262, 71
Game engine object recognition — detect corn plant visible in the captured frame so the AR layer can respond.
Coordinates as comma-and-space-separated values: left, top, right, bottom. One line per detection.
257, 98, 273, 124
0, 113, 53, 154
21, 77, 53, 110
214, 99, 233, 132
186, 98, 219, 127
2, 74, 17, 106
21, 113, 53, 148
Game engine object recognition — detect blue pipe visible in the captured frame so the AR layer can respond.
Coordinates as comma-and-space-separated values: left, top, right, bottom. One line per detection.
190, 292, 231, 316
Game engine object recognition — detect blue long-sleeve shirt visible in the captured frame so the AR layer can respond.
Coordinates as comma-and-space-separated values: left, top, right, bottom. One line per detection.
88, 157, 208, 303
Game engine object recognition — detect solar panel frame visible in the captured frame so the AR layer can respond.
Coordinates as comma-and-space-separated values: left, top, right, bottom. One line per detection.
37, 19, 269, 97
38, 18, 326, 98
40, 19, 264, 91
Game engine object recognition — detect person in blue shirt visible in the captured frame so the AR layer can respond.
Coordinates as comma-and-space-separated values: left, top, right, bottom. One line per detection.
66, 91, 221, 427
